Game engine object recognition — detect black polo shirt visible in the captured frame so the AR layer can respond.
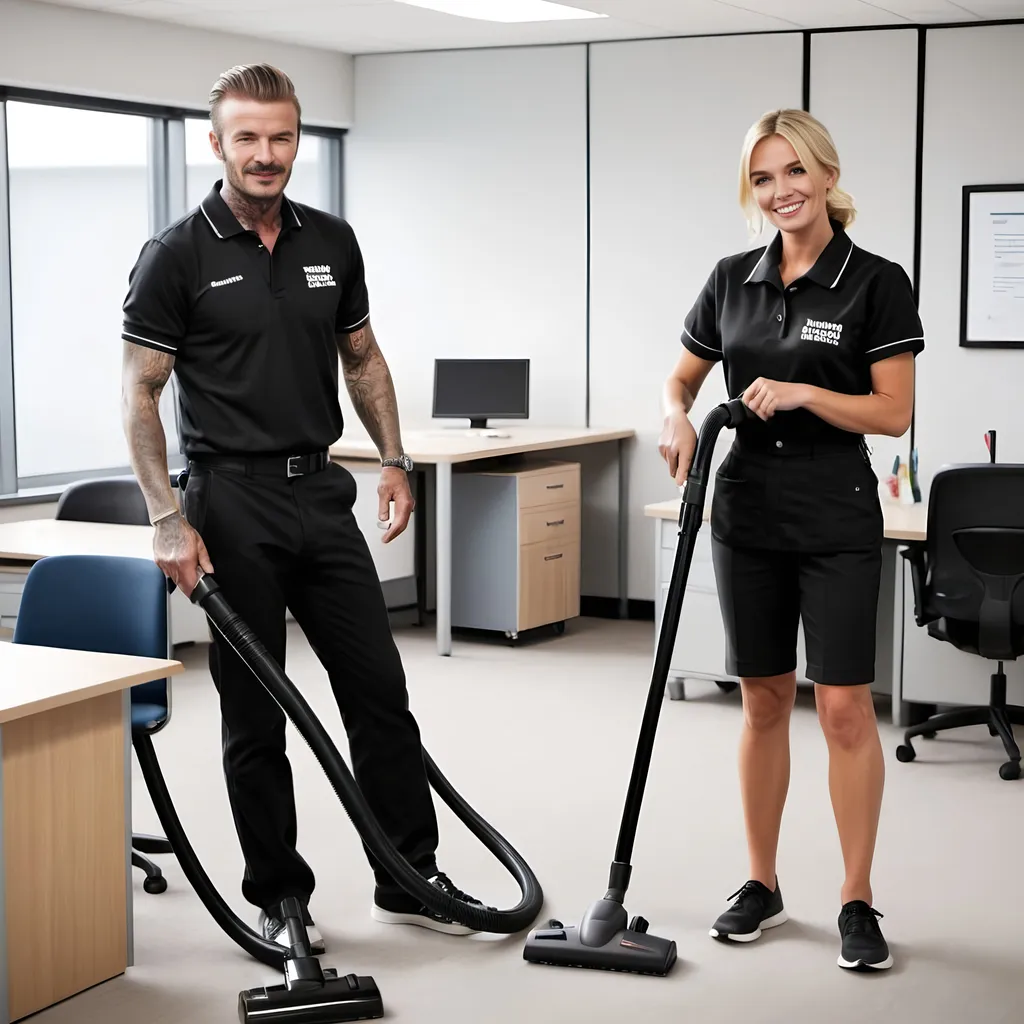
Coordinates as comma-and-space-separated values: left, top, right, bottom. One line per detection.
121, 180, 370, 457
681, 220, 924, 447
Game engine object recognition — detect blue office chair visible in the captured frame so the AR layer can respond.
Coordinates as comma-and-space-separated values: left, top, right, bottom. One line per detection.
13, 553, 176, 891
898, 461, 1024, 780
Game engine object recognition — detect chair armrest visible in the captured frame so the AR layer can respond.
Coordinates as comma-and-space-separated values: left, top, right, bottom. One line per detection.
899, 542, 932, 627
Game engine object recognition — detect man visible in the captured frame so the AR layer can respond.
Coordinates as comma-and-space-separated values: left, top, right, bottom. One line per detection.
120, 63, 484, 951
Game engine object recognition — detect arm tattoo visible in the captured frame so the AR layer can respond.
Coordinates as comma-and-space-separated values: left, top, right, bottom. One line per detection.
121, 342, 177, 518
337, 321, 404, 461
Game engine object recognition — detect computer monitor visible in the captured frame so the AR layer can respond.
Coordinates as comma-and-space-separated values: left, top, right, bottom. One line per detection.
432, 358, 530, 430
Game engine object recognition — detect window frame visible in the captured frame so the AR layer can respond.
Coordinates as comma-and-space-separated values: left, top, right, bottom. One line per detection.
0, 86, 347, 498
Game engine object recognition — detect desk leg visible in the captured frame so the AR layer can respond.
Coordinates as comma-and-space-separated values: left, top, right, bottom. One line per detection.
617, 437, 629, 619
436, 462, 452, 656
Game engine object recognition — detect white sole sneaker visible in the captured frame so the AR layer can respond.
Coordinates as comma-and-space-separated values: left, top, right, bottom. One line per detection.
838, 951, 893, 970
710, 908, 789, 943
370, 904, 477, 936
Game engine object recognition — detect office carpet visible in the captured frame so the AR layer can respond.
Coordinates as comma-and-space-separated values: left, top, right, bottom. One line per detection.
36, 617, 1021, 1024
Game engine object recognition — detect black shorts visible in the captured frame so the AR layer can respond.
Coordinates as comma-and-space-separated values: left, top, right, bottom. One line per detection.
708, 436, 884, 686
711, 539, 882, 685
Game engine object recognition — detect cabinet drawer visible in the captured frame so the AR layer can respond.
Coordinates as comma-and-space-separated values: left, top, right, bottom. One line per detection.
519, 540, 579, 632
519, 502, 580, 547
518, 466, 580, 510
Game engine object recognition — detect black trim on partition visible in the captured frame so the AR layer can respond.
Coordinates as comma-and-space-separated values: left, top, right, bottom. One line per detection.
584, 43, 592, 430
802, 32, 811, 110
910, 26, 927, 454
359, 16, 1024, 57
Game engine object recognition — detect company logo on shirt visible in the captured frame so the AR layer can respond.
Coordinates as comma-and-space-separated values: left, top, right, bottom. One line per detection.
304, 264, 336, 289
211, 275, 243, 288
801, 317, 844, 346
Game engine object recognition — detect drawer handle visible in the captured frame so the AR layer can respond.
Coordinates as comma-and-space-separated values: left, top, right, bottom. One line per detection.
544, 553, 564, 561
545, 483, 564, 490
546, 519, 565, 527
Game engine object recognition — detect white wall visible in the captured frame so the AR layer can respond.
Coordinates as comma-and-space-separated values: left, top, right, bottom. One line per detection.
345, 46, 589, 430
810, 28, 920, 482
916, 24, 1024, 481
1, 0, 353, 127
588, 32, 803, 601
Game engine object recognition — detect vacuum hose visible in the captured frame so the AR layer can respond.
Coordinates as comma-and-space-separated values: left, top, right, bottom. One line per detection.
134, 576, 544, 972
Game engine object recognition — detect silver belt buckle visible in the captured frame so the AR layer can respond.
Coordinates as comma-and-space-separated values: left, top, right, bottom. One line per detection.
287, 455, 303, 478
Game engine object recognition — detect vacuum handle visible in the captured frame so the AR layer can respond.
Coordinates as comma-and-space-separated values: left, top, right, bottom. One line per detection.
723, 397, 752, 428
189, 572, 220, 604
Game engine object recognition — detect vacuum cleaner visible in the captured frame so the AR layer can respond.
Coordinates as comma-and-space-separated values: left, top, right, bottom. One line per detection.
522, 396, 749, 976
133, 563, 544, 1023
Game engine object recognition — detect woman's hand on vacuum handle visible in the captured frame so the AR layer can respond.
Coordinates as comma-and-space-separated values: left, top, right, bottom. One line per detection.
658, 409, 697, 486
153, 513, 213, 597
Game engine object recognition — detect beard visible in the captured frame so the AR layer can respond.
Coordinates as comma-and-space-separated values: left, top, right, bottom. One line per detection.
224, 159, 292, 204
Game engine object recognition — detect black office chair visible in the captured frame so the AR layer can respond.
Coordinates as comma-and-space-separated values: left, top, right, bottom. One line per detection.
55, 475, 177, 889
897, 461, 1024, 781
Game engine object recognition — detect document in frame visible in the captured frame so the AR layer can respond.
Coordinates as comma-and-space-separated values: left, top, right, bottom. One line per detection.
964, 187, 1024, 346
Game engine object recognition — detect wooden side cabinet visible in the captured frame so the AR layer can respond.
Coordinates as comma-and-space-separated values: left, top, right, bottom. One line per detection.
451, 461, 581, 638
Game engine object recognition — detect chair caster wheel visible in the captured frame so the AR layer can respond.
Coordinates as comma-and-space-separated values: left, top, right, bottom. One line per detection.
143, 875, 167, 894
896, 744, 916, 763
715, 681, 738, 694
552, 620, 565, 635
922, 731, 937, 740
628, 916, 649, 934
999, 761, 1021, 781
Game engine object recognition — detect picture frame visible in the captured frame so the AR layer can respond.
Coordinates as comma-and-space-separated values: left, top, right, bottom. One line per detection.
960, 184, 1024, 349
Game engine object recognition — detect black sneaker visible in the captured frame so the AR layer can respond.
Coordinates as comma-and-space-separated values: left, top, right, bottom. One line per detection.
709, 879, 788, 943
259, 902, 325, 955
837, 900, 892, 970
371, 872, 492, 935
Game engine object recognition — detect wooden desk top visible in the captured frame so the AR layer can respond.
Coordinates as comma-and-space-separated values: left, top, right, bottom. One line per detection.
0, 519, 154, 564
0, 642, 181, 724
330, 425, 635, 465
643, 498, 928, 542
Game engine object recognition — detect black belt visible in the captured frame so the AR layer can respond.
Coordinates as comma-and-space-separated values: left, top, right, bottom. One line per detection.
189, 450, 331, 478
733, 433, 866, 459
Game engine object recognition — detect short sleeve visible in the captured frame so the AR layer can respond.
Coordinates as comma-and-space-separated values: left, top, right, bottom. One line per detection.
121, 239, 190, 355
862, 261, 925, 364
335, 223, 370, 333
681, 265, 723, 361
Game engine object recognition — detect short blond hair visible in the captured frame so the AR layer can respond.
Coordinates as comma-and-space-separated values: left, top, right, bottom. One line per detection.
209, 63, 302, 137
738, 108, 855, 236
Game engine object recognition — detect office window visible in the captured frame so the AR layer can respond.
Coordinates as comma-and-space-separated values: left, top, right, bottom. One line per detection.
6, 101, 155, 481
185, 118, 336, 215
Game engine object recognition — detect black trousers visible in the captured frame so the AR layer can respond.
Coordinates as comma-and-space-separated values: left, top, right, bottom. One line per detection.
181, 457, 439, 914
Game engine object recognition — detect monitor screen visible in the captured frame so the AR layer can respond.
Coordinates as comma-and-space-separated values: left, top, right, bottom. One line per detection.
432, 359, 530, 429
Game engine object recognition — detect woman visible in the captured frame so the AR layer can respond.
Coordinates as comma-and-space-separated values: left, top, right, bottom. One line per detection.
658, 108, 923, 972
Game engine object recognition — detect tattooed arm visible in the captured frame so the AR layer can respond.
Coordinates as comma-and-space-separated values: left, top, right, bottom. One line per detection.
121, 341, 212, 593
336, 319, 405, 461
336, 320, 413, 541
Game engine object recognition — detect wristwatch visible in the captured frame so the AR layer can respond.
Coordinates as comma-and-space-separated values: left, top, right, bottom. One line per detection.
381, 454, 414, 472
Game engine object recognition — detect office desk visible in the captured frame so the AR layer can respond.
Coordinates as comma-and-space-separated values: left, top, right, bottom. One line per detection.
643, 499, 927, 723
331, 426, 635, 655
0, 520, 209, 645
0, 642, 181, 1023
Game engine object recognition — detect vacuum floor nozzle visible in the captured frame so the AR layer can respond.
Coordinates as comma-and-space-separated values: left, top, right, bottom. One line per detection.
238, 971, 383, 1024
523, 897, 676, 976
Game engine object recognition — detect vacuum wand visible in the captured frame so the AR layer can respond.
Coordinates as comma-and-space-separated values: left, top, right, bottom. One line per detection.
522, 397, 749, 976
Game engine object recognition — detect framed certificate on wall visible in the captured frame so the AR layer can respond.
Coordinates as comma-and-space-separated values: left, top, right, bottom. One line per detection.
961, 184, 1024, 348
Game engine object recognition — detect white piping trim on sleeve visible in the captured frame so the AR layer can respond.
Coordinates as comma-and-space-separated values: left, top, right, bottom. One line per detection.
342, 313, 370, 332
683, 325, 721, 355
865, 336, 923, 354
122, 331, 177, 352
